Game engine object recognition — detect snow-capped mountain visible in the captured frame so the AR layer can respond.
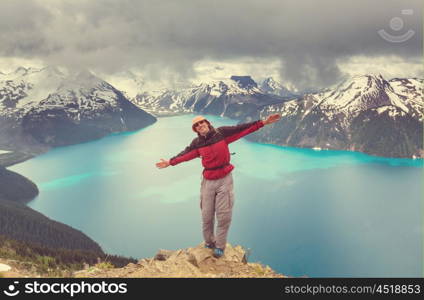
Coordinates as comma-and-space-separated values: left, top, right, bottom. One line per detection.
246, 74, 423, 158
260, 77, 298, 98
387, 77, 423, 120
134, 75, 294, 119
0, 67, 156, 150
0, 66, 65, 117
129, 72, 422, 158
314, 73, 414, 117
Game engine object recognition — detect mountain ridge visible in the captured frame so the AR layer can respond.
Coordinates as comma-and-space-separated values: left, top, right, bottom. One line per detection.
132, 73, 423, 158
0, 66, 157, 151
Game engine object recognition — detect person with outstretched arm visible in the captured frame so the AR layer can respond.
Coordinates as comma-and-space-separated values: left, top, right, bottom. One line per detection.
155, 114, 281, 258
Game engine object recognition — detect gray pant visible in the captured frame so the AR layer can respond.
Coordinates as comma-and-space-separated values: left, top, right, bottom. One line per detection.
200, 172, 235, 250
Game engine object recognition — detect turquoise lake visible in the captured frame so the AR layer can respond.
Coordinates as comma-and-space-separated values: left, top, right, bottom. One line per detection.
9, 114, 423, 277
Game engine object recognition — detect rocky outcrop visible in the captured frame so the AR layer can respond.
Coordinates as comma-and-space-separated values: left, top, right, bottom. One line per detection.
74, 243, 286, 278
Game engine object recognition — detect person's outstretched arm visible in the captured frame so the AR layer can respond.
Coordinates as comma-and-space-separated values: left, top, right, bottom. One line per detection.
218, 113, 281, 144
156, 138, 200, 169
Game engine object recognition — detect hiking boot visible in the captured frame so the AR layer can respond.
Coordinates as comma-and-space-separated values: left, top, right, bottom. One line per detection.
213, 248, 224, 258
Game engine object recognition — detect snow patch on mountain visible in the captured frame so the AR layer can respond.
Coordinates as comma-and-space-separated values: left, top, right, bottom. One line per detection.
260, 77, 297, 98
0, 67, 126, 120
375, 105, 407, 117
308, 74, 419, 120
0, 66, 67, 116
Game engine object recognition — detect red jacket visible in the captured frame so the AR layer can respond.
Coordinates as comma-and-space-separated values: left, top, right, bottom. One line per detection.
169, 120, 264, 179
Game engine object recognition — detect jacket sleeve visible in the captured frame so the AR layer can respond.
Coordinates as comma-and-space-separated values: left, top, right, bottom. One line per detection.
169, 138, 200, 166
218, 120, 264, 144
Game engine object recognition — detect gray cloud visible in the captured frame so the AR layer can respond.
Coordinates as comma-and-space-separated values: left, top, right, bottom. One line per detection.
0, 0, 422, 90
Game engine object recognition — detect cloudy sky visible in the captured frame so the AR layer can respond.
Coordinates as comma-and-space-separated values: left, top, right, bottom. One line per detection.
0, 0, 422, 91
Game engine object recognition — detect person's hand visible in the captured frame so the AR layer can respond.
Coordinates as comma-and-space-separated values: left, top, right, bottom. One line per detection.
156, 159, 170, 169
263, 113, 281, 125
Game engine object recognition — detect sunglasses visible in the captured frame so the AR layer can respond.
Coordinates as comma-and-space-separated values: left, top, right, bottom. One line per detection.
193, 120, 206, 128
